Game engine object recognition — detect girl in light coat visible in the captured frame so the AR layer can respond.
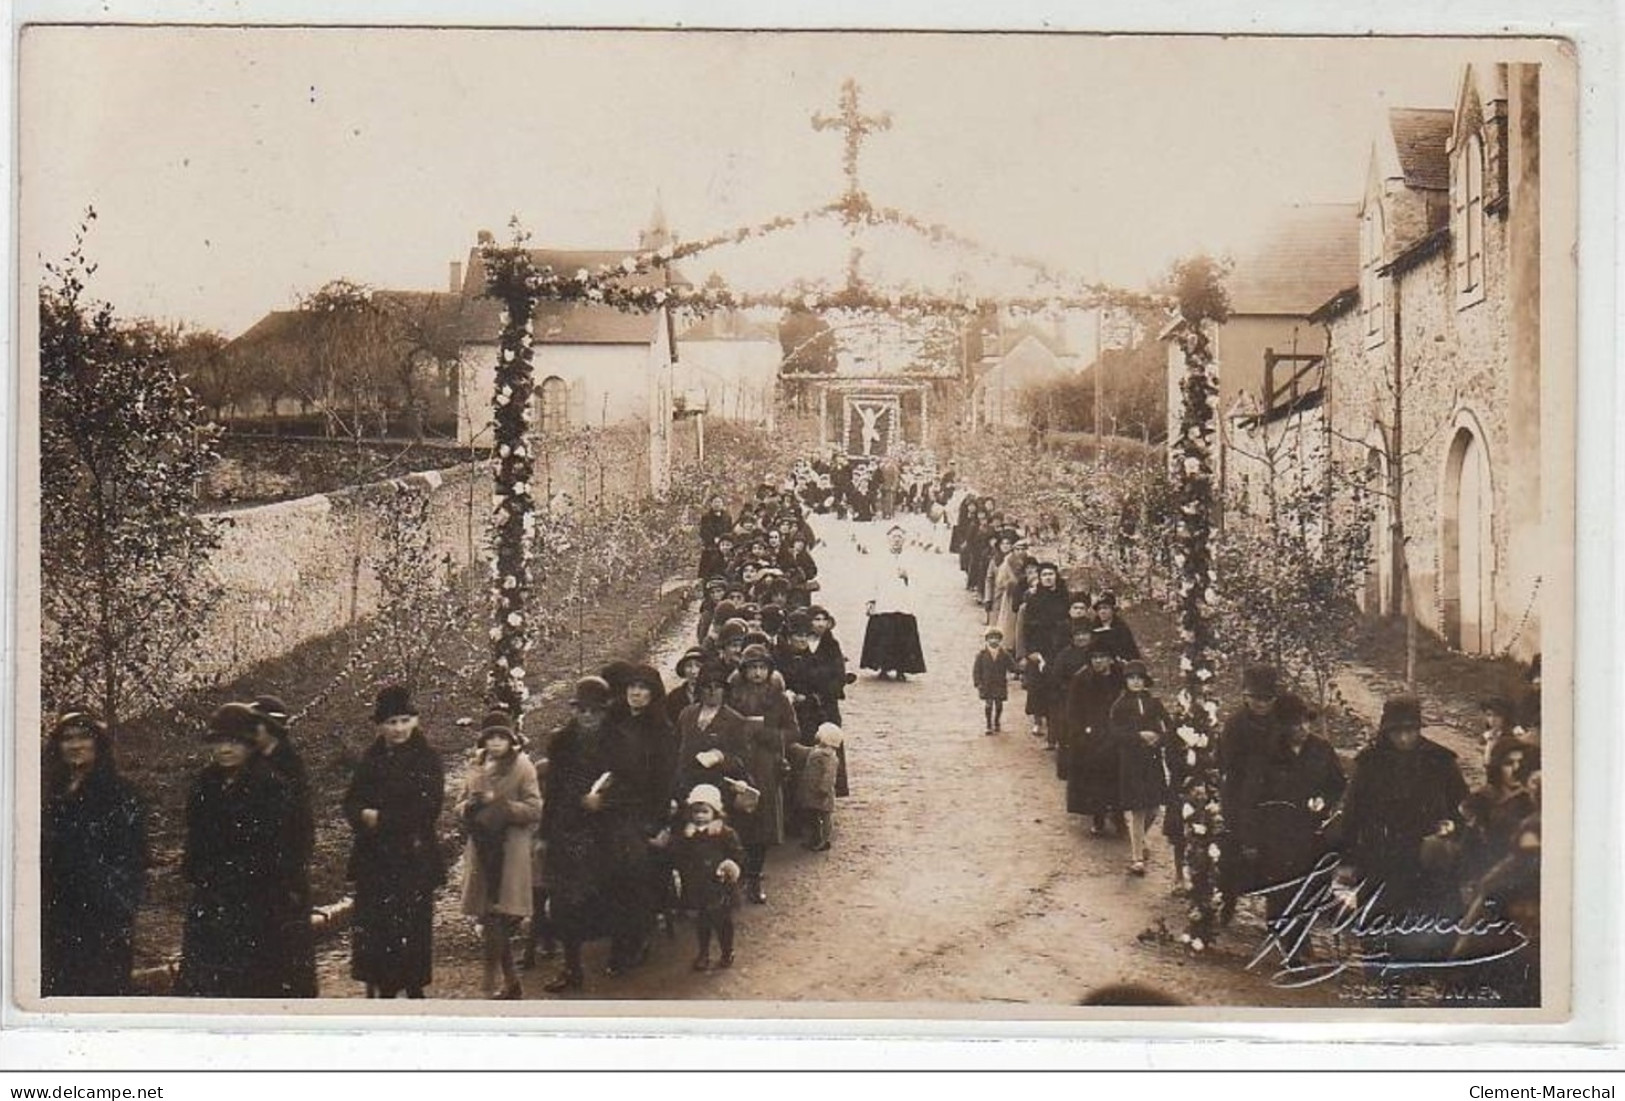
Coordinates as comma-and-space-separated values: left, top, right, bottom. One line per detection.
459, 712, 543, 1000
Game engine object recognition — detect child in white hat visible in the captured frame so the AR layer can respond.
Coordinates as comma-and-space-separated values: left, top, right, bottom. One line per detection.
661, 784, 744, 972
788, 723, 844, 851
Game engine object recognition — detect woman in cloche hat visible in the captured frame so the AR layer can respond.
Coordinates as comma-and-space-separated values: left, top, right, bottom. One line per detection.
458, 710, 541, 1000
343, 684, 446, 999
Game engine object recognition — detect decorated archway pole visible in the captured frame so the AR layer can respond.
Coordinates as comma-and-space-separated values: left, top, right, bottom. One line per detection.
481, 236, 540, 718
1168, 257, 1231, 951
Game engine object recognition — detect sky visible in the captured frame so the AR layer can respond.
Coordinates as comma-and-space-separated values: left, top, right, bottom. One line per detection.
18, 28, 1563, 336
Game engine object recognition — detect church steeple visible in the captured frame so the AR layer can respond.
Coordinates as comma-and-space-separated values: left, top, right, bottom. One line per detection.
639, 193, 672, 251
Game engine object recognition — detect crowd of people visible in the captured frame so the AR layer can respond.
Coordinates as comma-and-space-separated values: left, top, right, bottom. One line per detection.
786, 446, 956, 524
37, 455, 1543, 1005
38, 478, 855, 1001
949, 489, 1543, 998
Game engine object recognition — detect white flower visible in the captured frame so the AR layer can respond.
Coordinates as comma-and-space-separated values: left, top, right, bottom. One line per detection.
1177, 724, 1199, 746
1190, 937, 1206, 952
489, 627, 502, 640
503, 575, 517, 590
1191, 823, 1208, 836
1183, 457, 1202, 475
1307, 796, 1326, 813
507, 612, 523, 627
1178, 933, 1192, 945
509, 666, 526, 679
1179, 655, 1194, 672
1196, 668, 1213, 682
1182, 803, 1195, 819
1186, 749, 1198, 768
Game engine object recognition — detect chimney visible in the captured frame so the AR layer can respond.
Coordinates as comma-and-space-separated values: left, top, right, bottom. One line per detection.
449, 260, 464, 294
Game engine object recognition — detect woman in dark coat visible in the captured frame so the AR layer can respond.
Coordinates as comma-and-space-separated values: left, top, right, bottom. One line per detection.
538, 676, 651, 992
1090, 592, 1141, 661
343, 685, 446, 999
1238, 694, 1346, 927
726, 646, 796, 905
1339, 695, 1468, 962
40, 711, 145, 998
1046, 620, 1098, 780
1065, 644, 1125, 832
176, 703, 292, 998
1017, 564, 1072, 749
1111, 662, 1173, 877
674, 664, 756, 803
666, 647, 707, 725
248, 695, 317, 998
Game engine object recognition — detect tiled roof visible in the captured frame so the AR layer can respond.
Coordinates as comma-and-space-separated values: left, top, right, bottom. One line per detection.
1389, 108, 1454, 191
452, 297, 659, 346
1226, 203, 1360, 316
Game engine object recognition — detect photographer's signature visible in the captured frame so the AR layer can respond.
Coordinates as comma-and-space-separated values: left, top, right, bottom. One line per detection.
1243, 852, 1529, 989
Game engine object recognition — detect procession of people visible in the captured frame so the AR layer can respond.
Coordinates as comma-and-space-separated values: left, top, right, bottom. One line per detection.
38, 446, 1542, 1005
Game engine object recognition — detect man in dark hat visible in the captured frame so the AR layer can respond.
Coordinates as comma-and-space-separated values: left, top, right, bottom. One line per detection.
247, 694, 317, 998
1216, 664, 1282, 924
1339, 694, 1469, 962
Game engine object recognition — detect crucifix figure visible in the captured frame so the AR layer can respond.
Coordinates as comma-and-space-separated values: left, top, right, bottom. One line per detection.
855, 401, 887, 457
813, 78, 892, 290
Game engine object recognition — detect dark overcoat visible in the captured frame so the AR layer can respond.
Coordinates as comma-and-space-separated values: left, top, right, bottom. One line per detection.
1064, 666, 1124, 815
1045, 643, 1095, 779
176, 761, 290, 998
261, 739, 317, 998
342, 732, 446, 992
1111, 691, 1174, 813
539, 718, 650, 944
724, 679, 795, 848
1340, 736, 1469, 914
41, 769, 145, 997
1243, 733, 1347, 900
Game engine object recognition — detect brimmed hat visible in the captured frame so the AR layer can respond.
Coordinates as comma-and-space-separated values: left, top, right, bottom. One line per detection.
1092, 590, 1118, 609
704, 576, 729, 591
205, 702, 260, 744
250, 695, 290, 735
675, 647, 707, 676
686, 783, 725, 813
1274, 693, 1317, 727
808, 605, 835, 626
1377, 694, 1423, 736
1121, 660, 1154, 686
477, 710, 527, 751
786, 610, 814, 635
814, 723, 845, 749
984, 626, 1005, 640
50, 709, 107, 741
739, 644, 774, 669
569, 676, 614, 710
372, 684, 417, 723
1069, 620, 1096, 638
715, 619, 750, 646
1036, 561, 1061, 575
1241, 665, 1280, 698
598, 660, 636, 694
696, 661, 732, 689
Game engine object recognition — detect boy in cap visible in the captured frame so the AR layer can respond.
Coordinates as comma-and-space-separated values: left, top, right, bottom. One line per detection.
972, 627, 1018, 734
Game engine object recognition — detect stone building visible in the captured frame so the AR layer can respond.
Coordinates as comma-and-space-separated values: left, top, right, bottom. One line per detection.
1220, 63, 1544, 660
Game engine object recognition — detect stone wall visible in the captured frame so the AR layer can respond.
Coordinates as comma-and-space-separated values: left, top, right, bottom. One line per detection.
1325, 196, 1541, 659
187, 423, 672, 685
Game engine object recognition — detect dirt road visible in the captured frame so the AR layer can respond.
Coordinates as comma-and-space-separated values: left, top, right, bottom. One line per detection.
319, 513, 1339, 1009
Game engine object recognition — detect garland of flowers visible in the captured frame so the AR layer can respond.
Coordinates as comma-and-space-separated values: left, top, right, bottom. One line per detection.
483, 232, 541, 717
1168, 257, 1231, 952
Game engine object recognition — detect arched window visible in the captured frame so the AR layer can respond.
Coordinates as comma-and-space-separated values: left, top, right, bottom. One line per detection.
1361, 204, 1386, 345
1455, 133, 1486, 304
539, 376, 569, 434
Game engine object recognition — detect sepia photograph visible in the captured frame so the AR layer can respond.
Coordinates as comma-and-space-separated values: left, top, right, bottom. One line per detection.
10, 24, 1580, 1023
